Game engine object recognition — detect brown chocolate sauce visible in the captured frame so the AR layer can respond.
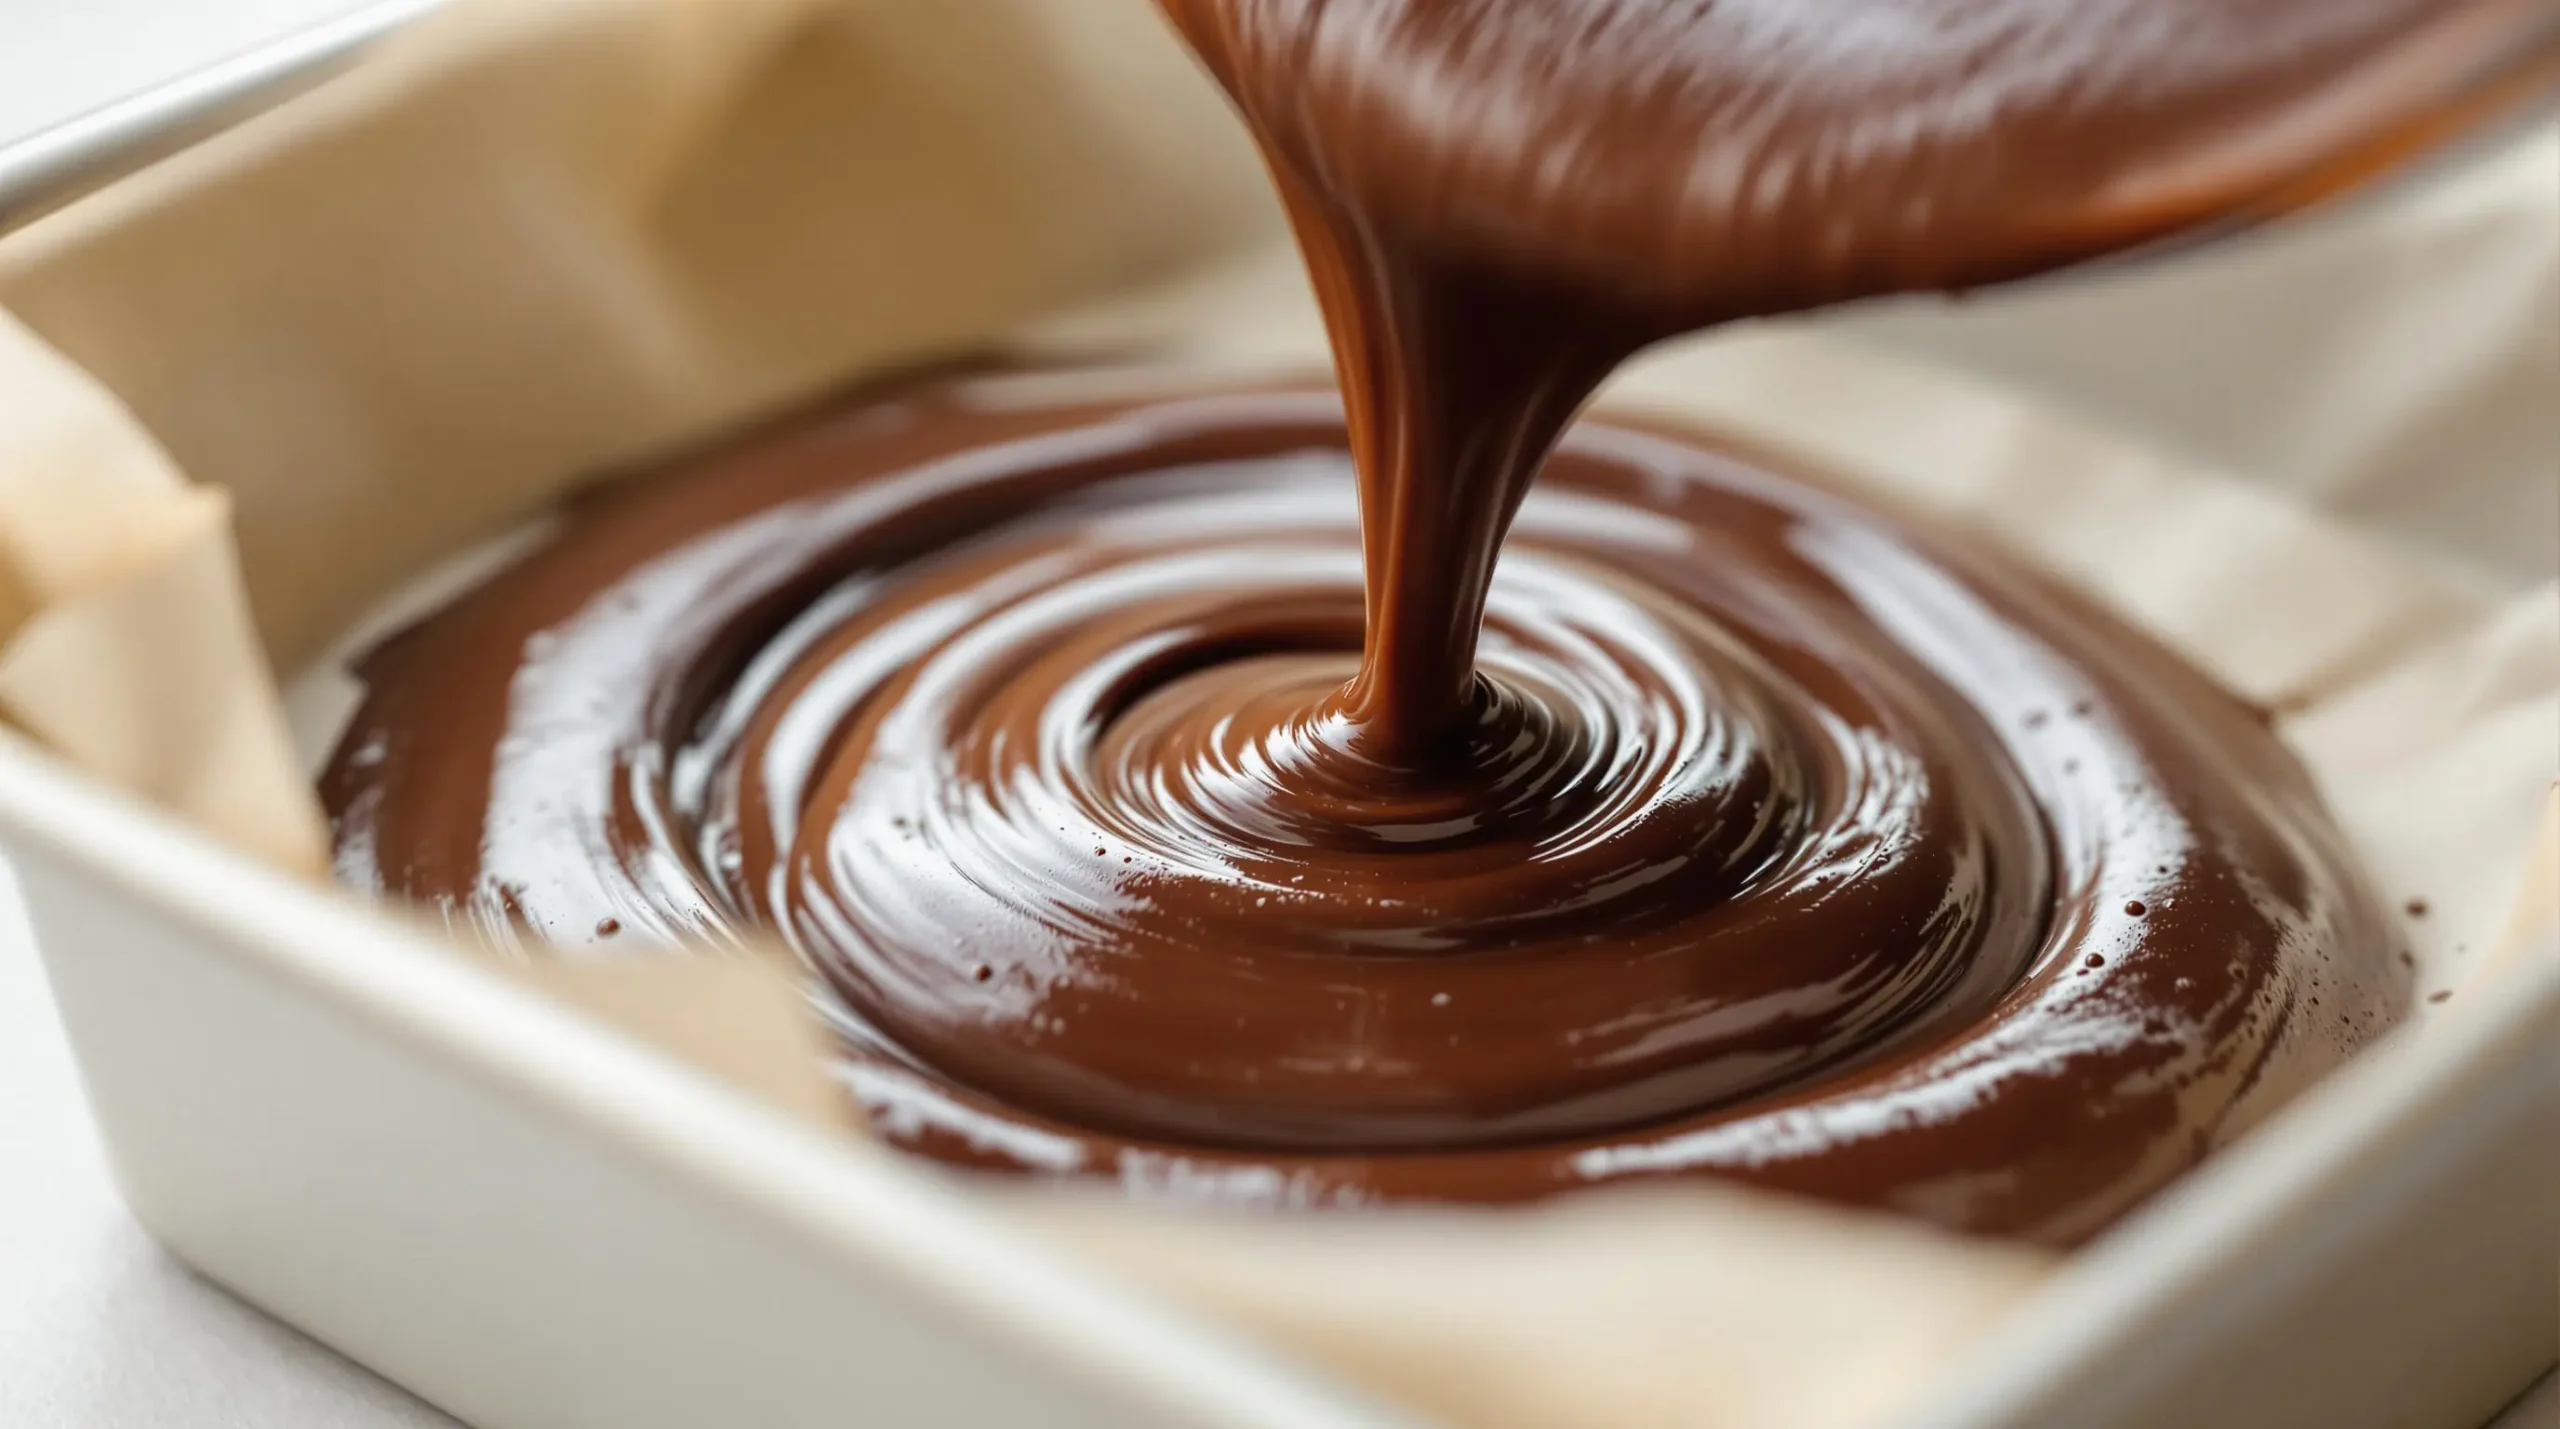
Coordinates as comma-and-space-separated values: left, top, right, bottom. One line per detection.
325, 380, 2400, 1240
314, 0, 2515, 1240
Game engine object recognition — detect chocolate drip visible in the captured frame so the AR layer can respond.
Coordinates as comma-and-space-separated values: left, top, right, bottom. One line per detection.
1160, 0, 2534, 757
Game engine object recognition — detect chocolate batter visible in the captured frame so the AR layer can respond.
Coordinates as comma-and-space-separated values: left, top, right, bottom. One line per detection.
314, 0, 2515, 1240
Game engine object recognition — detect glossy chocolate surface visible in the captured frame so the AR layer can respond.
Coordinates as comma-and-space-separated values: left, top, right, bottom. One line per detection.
327, 383, 2399, 1241
1160, 0, 2539, 320
323, 0, 2455, 1239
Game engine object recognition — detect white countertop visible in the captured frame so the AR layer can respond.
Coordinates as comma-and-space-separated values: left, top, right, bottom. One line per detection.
0, 2, 2549, 1426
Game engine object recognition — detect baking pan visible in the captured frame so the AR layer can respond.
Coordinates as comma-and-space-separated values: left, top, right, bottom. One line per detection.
2, 9, 2553, 1428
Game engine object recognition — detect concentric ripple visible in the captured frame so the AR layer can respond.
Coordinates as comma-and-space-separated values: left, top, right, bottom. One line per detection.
324, 382, 2403, 1242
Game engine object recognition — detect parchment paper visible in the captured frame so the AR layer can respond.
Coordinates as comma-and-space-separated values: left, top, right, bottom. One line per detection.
0, 2, 2549, 1426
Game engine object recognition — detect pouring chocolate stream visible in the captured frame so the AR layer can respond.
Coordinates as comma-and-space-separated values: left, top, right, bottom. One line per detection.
1160, 0, 2548, 759
316, 0, 2516, 1239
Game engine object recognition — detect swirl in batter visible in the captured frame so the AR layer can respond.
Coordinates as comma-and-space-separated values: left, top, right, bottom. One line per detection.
325, 381, 2399, 1243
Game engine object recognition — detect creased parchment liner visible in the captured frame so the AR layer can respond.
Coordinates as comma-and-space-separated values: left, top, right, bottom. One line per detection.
0, 2, 2550, 1426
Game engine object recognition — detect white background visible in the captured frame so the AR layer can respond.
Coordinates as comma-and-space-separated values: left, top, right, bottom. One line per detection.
0, 1, 2549, 1425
